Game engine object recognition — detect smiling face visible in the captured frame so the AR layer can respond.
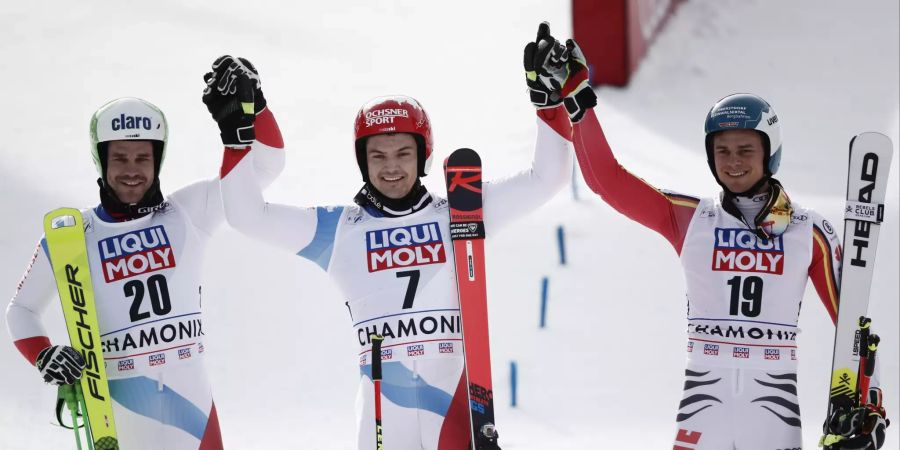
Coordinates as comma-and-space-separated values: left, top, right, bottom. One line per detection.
105, 140, 155, 204
366, 133, 419, 199
712, 129, 767, 194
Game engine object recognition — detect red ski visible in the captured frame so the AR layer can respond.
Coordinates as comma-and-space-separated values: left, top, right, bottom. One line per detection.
445, 148, 500, 449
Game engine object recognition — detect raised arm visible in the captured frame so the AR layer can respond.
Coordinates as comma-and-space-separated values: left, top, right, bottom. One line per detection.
528, 23, 697, 253
198, 57, 323, 258
483, 106, 573, 233
572, 109, 697, 253
167, 56, 286, 236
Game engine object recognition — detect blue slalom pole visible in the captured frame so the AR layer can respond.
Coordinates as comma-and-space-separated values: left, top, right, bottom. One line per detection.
510, 361, 518, 408
556, 225, 566, 266
539, 277, 549, 328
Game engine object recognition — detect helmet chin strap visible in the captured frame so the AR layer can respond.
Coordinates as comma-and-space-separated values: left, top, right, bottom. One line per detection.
97, 178, 166, 221
353, 179, 432, 218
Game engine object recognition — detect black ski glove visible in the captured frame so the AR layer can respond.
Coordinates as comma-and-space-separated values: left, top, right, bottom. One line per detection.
36, 345, 85, 385
202, 55, 266, 148
523, 22, 568, 109
823, 390, 890, 450
559, 38, 596, 123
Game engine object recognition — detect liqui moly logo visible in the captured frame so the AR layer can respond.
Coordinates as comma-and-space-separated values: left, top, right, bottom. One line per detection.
381, 349, 393, 360
703, 344, 719, 356
98, 226, 175, 282
407, 344, 425, 357
118, 359, 135, 371
764, 349, 780, 360
733, 347, 750, 359
149, 353, 166, 366
791, 349, 797, 360
439, 342, 454, 354
711, 228, 784, 274
366, 222, 446, 272
178, 348, 192, 360
687, 341, 694, 352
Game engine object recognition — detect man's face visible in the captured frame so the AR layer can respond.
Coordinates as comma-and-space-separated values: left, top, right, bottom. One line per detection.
366, 133, 418, 199
106, 140, 155, 204
712, 129, 767, 194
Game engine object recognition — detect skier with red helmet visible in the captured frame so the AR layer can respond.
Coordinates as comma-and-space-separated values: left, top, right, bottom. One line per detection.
218, 82, 574, 447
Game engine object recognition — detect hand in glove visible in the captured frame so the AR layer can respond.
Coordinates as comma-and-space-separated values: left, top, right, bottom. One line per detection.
202, 55, 266, 148
36, 345, 85, 385
523, 22, 568, 109
523, 22, 597, 122
558, 38, 596, 123
823, 388, 890, 450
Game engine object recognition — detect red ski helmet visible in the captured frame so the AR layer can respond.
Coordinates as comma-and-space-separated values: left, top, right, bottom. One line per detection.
354, 95, 433, 182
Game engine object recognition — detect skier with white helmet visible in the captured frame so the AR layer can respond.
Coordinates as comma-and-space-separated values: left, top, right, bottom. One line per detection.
5, 56, 285, 449
524, 24, 889, 449
217, 52, 574, 447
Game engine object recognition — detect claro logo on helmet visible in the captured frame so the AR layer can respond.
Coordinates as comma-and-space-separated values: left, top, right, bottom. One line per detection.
365, 108, 409, 127
110, 114, 154, 131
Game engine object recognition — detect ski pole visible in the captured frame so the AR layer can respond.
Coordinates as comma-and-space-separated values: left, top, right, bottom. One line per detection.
58, 384, 83, 450
856, 316, 871, 407
75, 383, 98, 450
860, 334, 879, 405
372, 335, 384, 450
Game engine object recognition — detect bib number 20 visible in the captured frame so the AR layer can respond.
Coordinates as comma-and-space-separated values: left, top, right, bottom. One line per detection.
124, 274, 172, 322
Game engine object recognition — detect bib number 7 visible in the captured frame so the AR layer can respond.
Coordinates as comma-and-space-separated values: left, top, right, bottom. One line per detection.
396, 270, 420, 309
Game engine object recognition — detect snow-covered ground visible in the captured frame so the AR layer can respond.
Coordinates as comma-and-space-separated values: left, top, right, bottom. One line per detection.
1, 1, 897, 448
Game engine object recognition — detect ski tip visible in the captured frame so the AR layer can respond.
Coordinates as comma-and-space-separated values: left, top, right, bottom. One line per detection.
43, 207, 82, 228
852, 132, 893, 151
447, 147, 480, 161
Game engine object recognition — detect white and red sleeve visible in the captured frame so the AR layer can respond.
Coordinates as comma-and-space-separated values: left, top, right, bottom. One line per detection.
220, 108, 319, 254
5, 240, 54, 365
168, 107, 287, 236
482, 105, 574, 234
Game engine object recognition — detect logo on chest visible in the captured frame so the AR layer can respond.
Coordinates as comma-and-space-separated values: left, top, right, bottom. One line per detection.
98, 226, 175, 282
711, 228, 784, 274
366, 222, 446, 272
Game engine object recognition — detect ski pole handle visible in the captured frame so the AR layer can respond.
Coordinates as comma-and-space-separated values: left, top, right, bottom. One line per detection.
858, 316, 871, 359
864, 334, 879, 378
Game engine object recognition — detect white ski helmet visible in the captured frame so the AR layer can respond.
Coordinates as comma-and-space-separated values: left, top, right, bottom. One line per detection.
89, 97, 168, 181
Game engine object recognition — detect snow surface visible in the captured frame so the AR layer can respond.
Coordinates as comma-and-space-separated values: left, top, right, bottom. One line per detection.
1, 0, 897, 448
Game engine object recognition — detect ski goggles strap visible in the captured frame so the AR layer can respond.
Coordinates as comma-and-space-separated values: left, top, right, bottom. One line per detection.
845, 200, 884, 223
753, 179, 793, 240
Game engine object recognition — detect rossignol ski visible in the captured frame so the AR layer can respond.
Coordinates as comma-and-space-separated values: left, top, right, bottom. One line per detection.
44, 208, 119, 450
445, 148, 500, 449
822, 132, 893, 448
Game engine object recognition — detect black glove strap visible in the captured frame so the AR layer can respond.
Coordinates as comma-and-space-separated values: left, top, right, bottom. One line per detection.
564, 87, 597, 123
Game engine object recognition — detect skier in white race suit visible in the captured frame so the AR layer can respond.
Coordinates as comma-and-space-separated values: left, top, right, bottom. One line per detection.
6, 56, 283, 449
217, 34, 575, 450
525, 23, 890, 450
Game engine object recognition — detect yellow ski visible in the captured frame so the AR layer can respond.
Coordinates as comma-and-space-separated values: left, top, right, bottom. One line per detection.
44, 208, 119, 450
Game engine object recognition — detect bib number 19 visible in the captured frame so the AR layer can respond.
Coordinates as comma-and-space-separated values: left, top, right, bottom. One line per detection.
727, 275, 763, 317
